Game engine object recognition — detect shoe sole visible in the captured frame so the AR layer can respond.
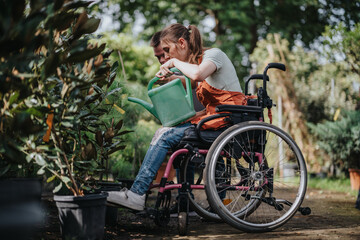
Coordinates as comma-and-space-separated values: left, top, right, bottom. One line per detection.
106, 201, 144, 211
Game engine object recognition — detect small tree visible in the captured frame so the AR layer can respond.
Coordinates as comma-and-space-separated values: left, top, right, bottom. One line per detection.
322, 22, 360, 76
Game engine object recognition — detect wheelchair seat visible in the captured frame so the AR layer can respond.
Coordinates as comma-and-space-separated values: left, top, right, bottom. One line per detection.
176, 124, 227, 149
175, 104, 263, 150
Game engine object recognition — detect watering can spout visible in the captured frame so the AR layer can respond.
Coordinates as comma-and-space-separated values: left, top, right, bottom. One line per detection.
128, 97, 159, 119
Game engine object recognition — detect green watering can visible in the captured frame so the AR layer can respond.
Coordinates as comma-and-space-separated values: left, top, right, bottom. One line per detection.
128, 68, 196, 127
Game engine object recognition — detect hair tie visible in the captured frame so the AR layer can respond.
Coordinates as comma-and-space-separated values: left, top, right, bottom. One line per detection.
187, 26, 192, 34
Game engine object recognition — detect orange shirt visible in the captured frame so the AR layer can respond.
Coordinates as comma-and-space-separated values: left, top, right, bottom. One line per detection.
190, 80, 255, 130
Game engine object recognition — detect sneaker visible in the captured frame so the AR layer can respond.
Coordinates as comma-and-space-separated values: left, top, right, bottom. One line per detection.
107, 188, 145, 211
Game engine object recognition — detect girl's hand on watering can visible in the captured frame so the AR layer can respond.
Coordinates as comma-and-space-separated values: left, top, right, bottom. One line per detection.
156, 59, 174, 80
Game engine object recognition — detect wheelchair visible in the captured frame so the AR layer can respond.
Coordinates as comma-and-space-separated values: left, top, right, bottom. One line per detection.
126, 63, 310, 235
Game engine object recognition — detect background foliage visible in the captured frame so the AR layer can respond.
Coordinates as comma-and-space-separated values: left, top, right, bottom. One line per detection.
2, 0, 360, 182
96, 0, 360, 81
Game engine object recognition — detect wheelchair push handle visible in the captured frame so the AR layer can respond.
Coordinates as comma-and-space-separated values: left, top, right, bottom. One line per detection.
263, 63, 286, 90
266, 63, 286, 72
245, 63, 285, 95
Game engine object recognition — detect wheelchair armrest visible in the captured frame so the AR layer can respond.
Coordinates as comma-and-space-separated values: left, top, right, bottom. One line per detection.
216, 104, 263, 113
195, 113, 230, 144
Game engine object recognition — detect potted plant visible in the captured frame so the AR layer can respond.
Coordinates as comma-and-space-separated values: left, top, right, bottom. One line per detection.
309, 110, 360, 184
0, 1, 129, 239
37, 3, 130, 240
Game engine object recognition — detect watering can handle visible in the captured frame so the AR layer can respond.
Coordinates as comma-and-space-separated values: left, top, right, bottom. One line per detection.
147, 68, 194, 110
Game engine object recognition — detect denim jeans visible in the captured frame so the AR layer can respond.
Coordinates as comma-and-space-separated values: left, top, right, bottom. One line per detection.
130, 123, 191, 195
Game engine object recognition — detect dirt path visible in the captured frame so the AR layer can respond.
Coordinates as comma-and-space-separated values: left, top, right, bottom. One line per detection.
39, 188, 360, 239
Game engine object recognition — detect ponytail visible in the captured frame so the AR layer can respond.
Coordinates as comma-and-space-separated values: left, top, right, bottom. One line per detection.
187, 25, 203, 64
160, 23, 203, 64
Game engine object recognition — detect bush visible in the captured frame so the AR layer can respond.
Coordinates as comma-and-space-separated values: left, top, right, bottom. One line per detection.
0, 0, 131, 196
308, 110, 360, 172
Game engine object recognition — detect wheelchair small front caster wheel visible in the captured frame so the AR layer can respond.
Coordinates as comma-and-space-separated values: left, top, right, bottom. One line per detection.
178, 212, 188, 236
300, 207, 311, 215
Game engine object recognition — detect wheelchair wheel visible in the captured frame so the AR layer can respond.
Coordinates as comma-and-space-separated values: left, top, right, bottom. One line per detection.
180, 156, 222, 222
204, 121, 307, 232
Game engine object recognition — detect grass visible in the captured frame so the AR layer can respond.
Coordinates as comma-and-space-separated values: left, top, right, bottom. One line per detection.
307, 176, 358, 196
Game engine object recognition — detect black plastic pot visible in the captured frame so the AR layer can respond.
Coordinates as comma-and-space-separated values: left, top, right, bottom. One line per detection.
54, 192, 108, 240
0, 178, 44, 240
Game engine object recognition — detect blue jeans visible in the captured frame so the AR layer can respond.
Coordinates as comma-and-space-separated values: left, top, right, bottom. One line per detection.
130, 123, 191, 195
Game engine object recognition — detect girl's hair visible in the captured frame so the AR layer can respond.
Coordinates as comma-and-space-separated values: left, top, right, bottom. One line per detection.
160, 23, 203, 64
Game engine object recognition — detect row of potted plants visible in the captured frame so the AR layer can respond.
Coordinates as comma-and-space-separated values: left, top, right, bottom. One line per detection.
0, 1, 129, 239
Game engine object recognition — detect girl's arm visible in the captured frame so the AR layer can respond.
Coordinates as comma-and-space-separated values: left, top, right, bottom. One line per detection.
156, 58, 216, 85
156, 75, 197, 89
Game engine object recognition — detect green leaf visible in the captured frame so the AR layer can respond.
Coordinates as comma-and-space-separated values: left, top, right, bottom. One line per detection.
84, 94, 101, 105
62, 1, 92, 12
115, 119, 123, 130
53, 182, 63, 193
110, 61, 119, 72
26, 153, 35, 163
65, 44, 105, 63
26, 107, 46, 118
35, 154, 46, 166
75, 18, 101, 36
37, 166, 45, 175
61, 122, 73, 128
60, 176, 71, 184
105, 87, 122, 98
9, 92, 19, 105
47, 174, 57, 183
45, 11, 77, 31
108, 145, 126, 155
92, 85, 103, 94
116, 130, 133, 136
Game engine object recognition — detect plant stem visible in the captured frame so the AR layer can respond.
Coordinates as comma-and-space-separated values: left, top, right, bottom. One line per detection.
51, 127, 82, 196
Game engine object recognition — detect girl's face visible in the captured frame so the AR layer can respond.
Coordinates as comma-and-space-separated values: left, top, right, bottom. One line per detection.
161, 38, 189, 62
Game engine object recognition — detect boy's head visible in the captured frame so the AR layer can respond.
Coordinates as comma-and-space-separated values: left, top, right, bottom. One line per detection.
150, 31, 166, 64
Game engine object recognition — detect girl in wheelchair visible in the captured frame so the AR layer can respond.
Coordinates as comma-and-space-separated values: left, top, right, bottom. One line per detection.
107, 23, 252, 210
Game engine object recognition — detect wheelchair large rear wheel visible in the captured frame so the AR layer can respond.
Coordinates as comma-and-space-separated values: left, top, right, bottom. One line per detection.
204, 121, 307, 232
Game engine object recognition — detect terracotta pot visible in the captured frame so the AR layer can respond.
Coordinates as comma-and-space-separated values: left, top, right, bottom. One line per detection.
154, 162, 176, 183
349, 168, 360, 190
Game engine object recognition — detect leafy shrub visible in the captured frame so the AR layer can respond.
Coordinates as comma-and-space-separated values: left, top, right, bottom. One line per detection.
308, 110, 360, 170
0, 0, 131, 196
